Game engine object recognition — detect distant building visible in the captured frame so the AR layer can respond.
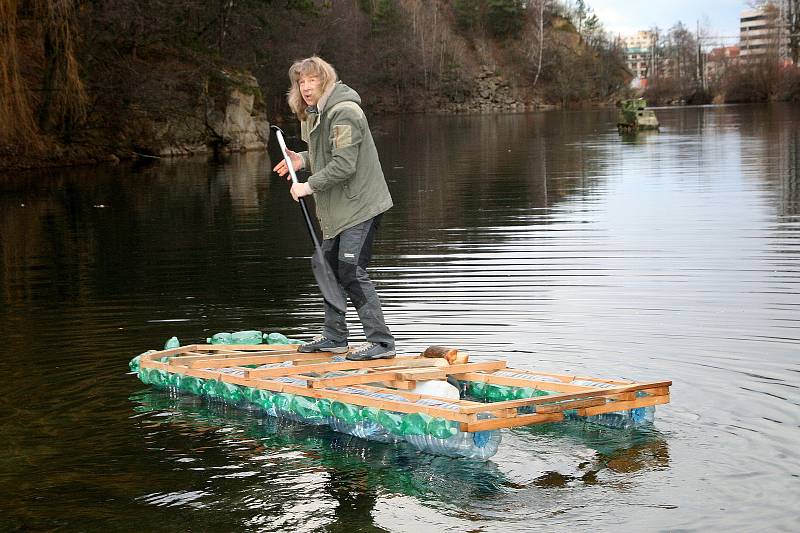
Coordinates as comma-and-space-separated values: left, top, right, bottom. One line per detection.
704, 45, 740, 83
622, 31, 656, 87
740, 5, 789, 60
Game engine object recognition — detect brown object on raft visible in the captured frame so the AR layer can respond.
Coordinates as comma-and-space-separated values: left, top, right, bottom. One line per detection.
421, 345, 469, 365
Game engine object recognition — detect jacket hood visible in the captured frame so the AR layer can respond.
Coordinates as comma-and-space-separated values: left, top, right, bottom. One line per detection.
317, 82, 361, 114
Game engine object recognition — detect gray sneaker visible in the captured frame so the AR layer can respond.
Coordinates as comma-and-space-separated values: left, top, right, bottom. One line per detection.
297, 335, 349, 354
346, 342, 396, 361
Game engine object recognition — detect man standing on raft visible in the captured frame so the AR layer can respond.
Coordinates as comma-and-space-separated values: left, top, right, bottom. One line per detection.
273, 56, 395, 361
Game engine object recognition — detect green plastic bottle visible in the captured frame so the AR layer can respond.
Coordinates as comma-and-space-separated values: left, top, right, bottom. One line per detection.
513, 386, 536, 399
231, 330, 263, 344
399, 412, 433, 436
316, 398, 332, 417
377, 411, 404, 434
130, 350, 157, 373
331, 401, 362, 424
271, 393, 293, 413
291, 396, 323, 420
182, 376, 203, 395
265, 332, 290, 345
219, 382, 243, 403
202, 379, 219, 397
485, 384, 510, 402
207, 332, 233, 344
427, 417, 459, 439
361, 407, 381, 423
168, 372, 183, 389
164, 336, 180, 349
468, 381, 487, 400
255, 389, 274, 410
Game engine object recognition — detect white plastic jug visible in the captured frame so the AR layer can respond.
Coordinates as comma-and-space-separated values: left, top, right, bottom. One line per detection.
412, 380, 460, 400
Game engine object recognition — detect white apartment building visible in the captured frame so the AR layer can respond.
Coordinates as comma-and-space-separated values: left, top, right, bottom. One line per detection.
740, 4, 789, 58
623, 31, 656, 83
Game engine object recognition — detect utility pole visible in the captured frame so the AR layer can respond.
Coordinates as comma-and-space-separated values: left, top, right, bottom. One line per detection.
697, 20, 705, 91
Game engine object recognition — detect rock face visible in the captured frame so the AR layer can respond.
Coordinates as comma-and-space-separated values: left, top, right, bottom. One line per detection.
204, 70, 269, 154
440, 66, 533, 113
154, 70, 269, 157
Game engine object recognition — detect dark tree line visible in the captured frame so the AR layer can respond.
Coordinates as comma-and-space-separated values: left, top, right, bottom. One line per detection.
1, 0, 630, 160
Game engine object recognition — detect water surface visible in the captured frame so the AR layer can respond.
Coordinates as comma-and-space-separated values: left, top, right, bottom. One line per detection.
1, 104, 798, 531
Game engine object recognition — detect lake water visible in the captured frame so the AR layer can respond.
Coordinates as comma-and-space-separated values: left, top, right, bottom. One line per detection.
1, 104, 798, 531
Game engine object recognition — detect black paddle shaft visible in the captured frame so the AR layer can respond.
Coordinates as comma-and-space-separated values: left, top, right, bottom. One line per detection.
271, 125, 347, 313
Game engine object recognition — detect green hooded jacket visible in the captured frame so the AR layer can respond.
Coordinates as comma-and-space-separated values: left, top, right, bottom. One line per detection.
298, 82, 393, 239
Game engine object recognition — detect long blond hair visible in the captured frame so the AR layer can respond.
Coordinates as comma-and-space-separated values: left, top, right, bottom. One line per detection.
286, 56, 338, 120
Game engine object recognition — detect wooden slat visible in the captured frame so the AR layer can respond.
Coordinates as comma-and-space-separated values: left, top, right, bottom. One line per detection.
184, 352, 333, 369
168, 350, 300, 366
534, 397, 608, 414
244, 356, 426, 378
577, 394, 670, 416
456, 372, 598, 393
392, 368, 448, 381
462, 412, 564, 432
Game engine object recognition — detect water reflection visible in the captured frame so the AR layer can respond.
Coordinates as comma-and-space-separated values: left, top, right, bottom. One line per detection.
1, 104, 799, 531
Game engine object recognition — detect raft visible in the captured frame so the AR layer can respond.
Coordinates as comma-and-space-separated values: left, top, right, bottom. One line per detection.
130, 343, 671, 461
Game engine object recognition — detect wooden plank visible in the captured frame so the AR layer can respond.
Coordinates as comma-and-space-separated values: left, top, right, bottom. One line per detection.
462, 412, 564, 432
456, 372, 598, 393
168, 351, 297, 366
244, 356, 426, 378
535, 397, 608, 414
500, 369, 637, 385
140, 345, 197, 361
185, 352, 333, 369
392, 368, 448, 381
458, 388, 626, 414
577, 394, 670, 416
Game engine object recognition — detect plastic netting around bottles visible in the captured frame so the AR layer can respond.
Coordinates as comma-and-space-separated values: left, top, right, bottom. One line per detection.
131, 354, 502, 460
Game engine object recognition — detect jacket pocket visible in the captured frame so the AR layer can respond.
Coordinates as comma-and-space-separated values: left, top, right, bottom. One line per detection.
343, 182, 359, 199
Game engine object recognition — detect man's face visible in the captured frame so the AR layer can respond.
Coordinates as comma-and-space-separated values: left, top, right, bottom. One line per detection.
299, 75, 323, 107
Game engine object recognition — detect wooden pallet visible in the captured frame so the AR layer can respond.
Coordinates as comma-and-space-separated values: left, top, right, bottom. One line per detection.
138, 345, 671, 433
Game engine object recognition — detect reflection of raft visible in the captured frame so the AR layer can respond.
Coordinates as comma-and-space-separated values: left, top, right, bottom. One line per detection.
617, 98, 659, 132
131, 344, 672, 461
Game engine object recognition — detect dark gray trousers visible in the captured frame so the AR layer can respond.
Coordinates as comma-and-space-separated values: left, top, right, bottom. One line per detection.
321, 214, 394, 349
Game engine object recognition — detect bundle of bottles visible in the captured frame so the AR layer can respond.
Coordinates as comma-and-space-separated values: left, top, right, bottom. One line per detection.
129, 333, 501, 460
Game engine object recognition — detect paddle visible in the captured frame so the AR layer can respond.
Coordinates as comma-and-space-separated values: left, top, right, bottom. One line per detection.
271, 125, 347, 313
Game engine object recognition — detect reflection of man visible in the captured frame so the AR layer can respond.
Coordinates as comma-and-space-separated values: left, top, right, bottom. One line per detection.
272, 55, 395, 362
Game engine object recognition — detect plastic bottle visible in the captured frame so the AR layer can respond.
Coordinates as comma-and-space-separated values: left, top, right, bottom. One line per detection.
129, 350, 157, 373
331, 401, 362, 424
399, 412, 432, 436
427, 417, 459, 440
290, 396, 326, 422
265, 332, 290, 345
181, 376, 203, 396
231, 330, 263, 344
467, 381, 487, 401
271, 393, 294, 416
328, 418, 397, 443
207, 332, 232, 344
485, 384, 511, 402
412, 380, 460, 400
164, 336, 180, 349
316, 398, 333, 417
377, 411, 404, 435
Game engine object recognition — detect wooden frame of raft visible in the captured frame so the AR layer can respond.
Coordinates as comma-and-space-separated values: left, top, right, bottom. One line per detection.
137, 345, 671, 433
